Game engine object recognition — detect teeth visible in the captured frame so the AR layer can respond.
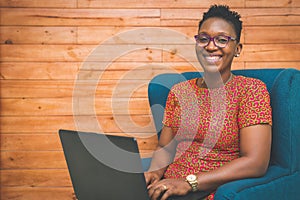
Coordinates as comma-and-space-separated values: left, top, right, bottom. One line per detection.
206, 56, 221, 63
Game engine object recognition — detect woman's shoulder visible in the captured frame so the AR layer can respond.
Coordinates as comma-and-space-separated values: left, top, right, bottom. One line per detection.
233, 75, 269, 97
234, 75, 267, 88
170, 78, 198, 91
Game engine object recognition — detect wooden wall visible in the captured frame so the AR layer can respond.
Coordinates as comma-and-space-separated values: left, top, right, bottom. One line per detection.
0, 0, 299, 199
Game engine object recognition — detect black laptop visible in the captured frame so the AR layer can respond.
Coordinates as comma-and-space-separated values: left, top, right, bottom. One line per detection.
59, 129, 210, 200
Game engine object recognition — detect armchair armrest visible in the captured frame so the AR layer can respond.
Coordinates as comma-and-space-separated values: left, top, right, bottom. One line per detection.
141, 157, 152, 171
214, 165, 299, 200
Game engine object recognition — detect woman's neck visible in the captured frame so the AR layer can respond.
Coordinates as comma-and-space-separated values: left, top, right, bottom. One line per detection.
199, 72, 233, 88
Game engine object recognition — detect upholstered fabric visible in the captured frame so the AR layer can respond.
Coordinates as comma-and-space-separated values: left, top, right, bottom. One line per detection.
143, 68, 300, 199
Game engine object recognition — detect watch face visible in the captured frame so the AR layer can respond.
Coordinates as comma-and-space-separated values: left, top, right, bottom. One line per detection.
187, 174, 196, 181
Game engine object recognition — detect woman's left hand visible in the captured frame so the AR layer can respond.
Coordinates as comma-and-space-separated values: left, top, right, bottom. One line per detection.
147, 178, 192, 200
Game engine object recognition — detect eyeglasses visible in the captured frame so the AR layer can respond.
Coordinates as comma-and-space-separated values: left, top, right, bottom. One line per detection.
194, 34, 236, 48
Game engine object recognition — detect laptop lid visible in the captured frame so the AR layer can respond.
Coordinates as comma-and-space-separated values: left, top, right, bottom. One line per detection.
59, 129, 150, 200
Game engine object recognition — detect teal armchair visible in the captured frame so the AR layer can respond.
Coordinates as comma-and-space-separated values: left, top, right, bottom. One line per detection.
143, 68, 300, 199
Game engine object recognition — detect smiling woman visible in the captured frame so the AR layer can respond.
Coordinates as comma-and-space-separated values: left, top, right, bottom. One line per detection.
1, 0, 299, 199
144, 5, 272, 200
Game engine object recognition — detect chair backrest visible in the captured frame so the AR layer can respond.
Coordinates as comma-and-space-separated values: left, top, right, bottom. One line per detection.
148, 68, 300, 172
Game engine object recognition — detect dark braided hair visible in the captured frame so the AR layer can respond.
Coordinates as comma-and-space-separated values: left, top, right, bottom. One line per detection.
198, 5, 243, 43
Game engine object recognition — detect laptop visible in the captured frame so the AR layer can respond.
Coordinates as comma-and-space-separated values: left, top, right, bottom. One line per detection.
59, 129, 210, 200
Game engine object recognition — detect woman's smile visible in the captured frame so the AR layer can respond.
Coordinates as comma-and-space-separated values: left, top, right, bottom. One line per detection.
205, 54, 223, 64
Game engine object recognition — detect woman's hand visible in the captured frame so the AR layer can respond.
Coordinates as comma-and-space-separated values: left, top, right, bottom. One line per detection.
147, 178, 191, 200
144, 170, 163, 189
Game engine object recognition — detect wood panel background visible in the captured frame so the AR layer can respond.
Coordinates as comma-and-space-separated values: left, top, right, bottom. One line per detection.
0, 0, 299, 199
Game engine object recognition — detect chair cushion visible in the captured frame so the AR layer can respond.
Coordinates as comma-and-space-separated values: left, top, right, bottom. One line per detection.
269, 68, 300, 172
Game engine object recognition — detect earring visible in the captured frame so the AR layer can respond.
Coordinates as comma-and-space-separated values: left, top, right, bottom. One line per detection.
235, 54, 240, 57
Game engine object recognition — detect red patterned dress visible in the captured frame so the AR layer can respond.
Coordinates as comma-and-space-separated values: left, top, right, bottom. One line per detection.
162, 75, 272, 200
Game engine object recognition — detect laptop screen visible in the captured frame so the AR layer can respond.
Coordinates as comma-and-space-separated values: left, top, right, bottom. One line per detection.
59, 129, 150, 200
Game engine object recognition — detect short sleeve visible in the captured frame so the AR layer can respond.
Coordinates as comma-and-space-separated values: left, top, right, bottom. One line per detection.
162, 90, 181, 129
238, 79, 272, 129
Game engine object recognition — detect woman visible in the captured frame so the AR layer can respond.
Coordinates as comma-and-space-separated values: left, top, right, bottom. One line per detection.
145, 5, 272, 200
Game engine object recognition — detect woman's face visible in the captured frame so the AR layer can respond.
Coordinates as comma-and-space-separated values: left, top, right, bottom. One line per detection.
196, 17, 242, 74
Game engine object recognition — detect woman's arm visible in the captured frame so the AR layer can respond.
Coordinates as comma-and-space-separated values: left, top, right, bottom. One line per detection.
148, 124, 272, 200
195, 124, 272, 191
145, 126, 177, 187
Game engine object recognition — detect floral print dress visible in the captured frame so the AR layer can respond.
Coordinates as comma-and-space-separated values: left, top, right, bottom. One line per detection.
162, 75, 272, 200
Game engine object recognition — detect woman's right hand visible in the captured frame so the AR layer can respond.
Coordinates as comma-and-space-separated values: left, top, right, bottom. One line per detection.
144, 170, 163, 190
144, 126, 177, 190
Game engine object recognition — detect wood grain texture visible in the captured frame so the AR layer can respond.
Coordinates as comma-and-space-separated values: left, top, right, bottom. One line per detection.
292, 0, 300, 7
161, 8, 300, 26
0, 133, 157, 153
0, 8, 161, 26
0, 115, 154, 133
245, 0, 294, 7
1, 150, 156, 169
0, 97, 151, 115
0, 45, 162, 62
245, 62, 300, 70
77, 26, 199, 44
77, 0, 245, 8
241, 8, 300, 26
1, 134, 62, 150
1, 187, 74, 200
1, 151, 67, 169
0, 80, 148, 98
241, 44, 300, 62
0, 26, 77, 44
0, 43, 300, 62
244, 26, 300, 44
0, 62, 197, 80
1, 169, 72, 187
0, 0, 77, 8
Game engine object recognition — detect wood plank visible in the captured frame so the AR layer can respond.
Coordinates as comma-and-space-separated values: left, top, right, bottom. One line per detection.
0, 134, 157, 152
245, 0, 293, 8
0, 97, 151, 115
0, 0, 77, 8
77, 26, 199, 44
1, 134, 62, 151
0, 8, 160, 26
0, 169, 72, 187
0, 61, 197, 80
0, 26, 77, 45
241, 8, 300, 26
0, 45, 93, 62
74, 61, 201, 81
244, 26, 300, 44
161, 9, 204, 27
0, 115, 154, 133
93, 62, 200, 80
0, 80, 148, 98
1, 151, 67, 169
163, 44, 300, 62
0, 81, 77, 98
242, 44, 300, 62
78, 26, 134, 44
0, 62, 80, 80
1, 144, 157, 169
0, 45, 162, 62
245, 62, 300, 70
1, 187, 74, 200
292, 0, 300, 7
161, 8, 300, 26
78, 0, 244, 8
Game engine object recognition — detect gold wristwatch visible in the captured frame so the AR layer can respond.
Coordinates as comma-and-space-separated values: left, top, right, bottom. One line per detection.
186, 174, 198, 192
